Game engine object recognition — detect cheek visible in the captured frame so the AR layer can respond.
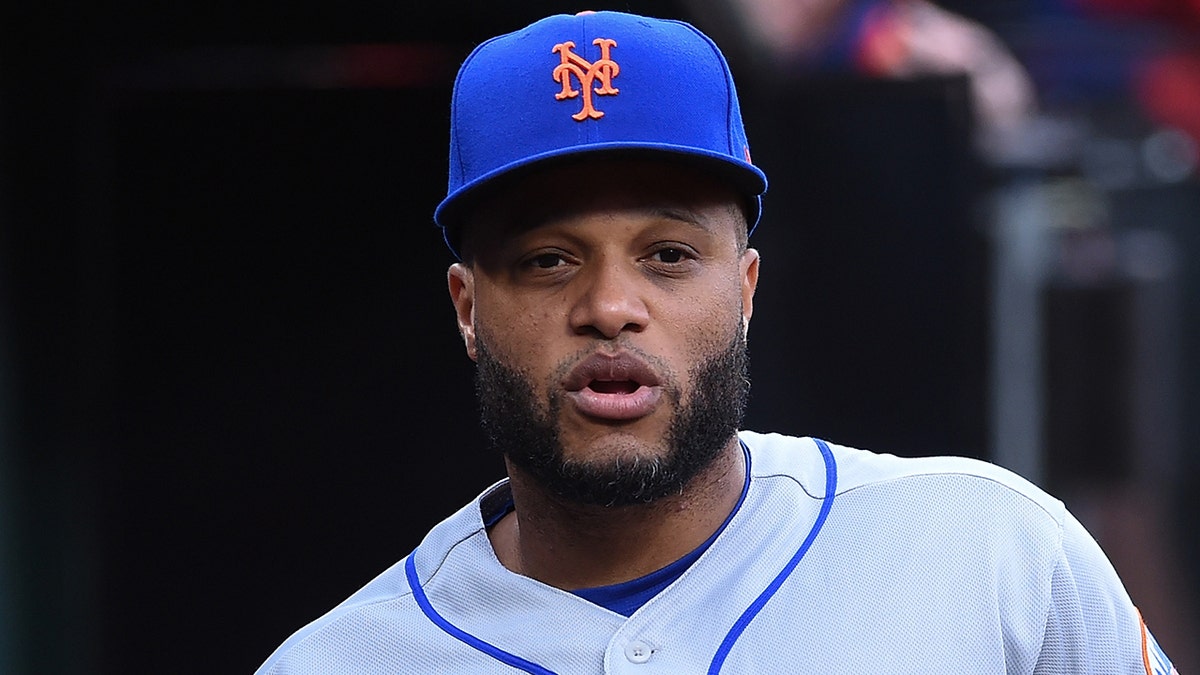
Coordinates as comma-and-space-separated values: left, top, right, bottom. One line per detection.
474, 288, 563, 364
660, 276, 745, 354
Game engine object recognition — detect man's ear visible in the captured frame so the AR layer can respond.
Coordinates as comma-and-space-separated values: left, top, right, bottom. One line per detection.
740, 248, 760, 338
447, 263, 478, 361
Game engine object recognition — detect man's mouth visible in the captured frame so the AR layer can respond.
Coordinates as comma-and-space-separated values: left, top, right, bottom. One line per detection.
564, 352, 663, 420
587, 379, 641, 395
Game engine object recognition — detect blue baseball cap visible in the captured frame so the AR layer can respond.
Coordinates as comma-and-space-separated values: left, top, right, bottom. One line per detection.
434, 10, 768, 258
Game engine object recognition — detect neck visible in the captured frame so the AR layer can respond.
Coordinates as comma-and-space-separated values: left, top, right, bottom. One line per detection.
487, 438, 746, 590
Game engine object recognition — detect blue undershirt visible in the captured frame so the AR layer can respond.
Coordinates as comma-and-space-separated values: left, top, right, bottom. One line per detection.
485, 443, 752, 617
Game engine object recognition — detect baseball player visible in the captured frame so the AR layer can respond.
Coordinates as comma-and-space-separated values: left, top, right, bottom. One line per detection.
256, 10, 1178, 674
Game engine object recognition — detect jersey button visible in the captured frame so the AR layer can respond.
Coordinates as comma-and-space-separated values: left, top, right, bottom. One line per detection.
624, 640, 654, 664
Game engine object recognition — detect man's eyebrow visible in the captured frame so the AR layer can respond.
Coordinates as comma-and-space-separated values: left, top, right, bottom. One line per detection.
648, 206, 717, 233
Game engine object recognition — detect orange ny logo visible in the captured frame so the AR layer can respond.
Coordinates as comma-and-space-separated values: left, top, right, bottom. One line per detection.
552, 38, 619, 121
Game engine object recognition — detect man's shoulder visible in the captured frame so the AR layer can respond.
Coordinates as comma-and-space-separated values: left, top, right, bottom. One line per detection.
254, 483, 503, 673
254, 555, 420, 673
738, 430, 1066, 525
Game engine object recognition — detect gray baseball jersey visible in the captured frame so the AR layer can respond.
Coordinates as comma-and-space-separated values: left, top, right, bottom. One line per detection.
256, 432, 1176, 674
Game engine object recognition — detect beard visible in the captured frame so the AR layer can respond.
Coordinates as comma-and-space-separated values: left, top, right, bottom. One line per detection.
473, 324, 749, 508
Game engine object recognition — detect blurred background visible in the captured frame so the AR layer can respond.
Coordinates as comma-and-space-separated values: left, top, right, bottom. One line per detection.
1, 0, 1197, 671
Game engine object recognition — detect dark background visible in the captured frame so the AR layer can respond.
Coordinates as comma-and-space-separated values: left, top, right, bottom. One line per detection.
1, 1, 1194, 672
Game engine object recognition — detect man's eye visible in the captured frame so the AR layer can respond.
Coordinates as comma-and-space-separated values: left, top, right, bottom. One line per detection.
652, 248, 687, 264
528, 253, 564, 269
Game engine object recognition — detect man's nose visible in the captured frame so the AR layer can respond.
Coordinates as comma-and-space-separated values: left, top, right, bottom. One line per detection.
568, 260, 650, 339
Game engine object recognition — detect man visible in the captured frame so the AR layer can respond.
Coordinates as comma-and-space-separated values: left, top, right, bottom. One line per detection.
257, 10, 1177, 673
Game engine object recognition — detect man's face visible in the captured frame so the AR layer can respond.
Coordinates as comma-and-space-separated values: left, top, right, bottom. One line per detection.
448, 159, 760, 506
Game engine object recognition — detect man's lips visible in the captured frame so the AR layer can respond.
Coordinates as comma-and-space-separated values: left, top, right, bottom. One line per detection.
563, 352, 663, 420
563, 352, 660, 391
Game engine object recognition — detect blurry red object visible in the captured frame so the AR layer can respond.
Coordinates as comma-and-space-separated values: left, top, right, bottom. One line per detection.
1136, 51, 1200, 144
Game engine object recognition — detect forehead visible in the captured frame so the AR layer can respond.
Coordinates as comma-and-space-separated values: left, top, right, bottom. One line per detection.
464, 157, 744, 247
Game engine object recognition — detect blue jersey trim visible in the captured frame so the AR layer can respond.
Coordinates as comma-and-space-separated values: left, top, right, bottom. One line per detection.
405, 552, 557, 675
707, 437, 838, 674
406, 438, 837, 675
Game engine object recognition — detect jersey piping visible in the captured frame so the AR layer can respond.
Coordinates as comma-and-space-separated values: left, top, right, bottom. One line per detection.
706, 437, 837, 673
404, 553, 556, 675
404, 437, 838, 675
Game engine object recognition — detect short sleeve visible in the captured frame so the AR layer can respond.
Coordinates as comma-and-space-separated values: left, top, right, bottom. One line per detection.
1035, 510, 1177, 674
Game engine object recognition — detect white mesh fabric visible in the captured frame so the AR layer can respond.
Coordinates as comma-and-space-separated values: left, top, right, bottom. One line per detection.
256, 433, 1166, 674
709, 470, 1062, 672
1034, 512, 1149, 673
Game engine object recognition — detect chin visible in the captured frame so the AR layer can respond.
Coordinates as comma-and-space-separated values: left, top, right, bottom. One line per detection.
559, 418, 672, 461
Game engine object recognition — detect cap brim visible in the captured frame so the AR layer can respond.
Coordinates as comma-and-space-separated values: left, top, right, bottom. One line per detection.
435, 143, 767, 258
